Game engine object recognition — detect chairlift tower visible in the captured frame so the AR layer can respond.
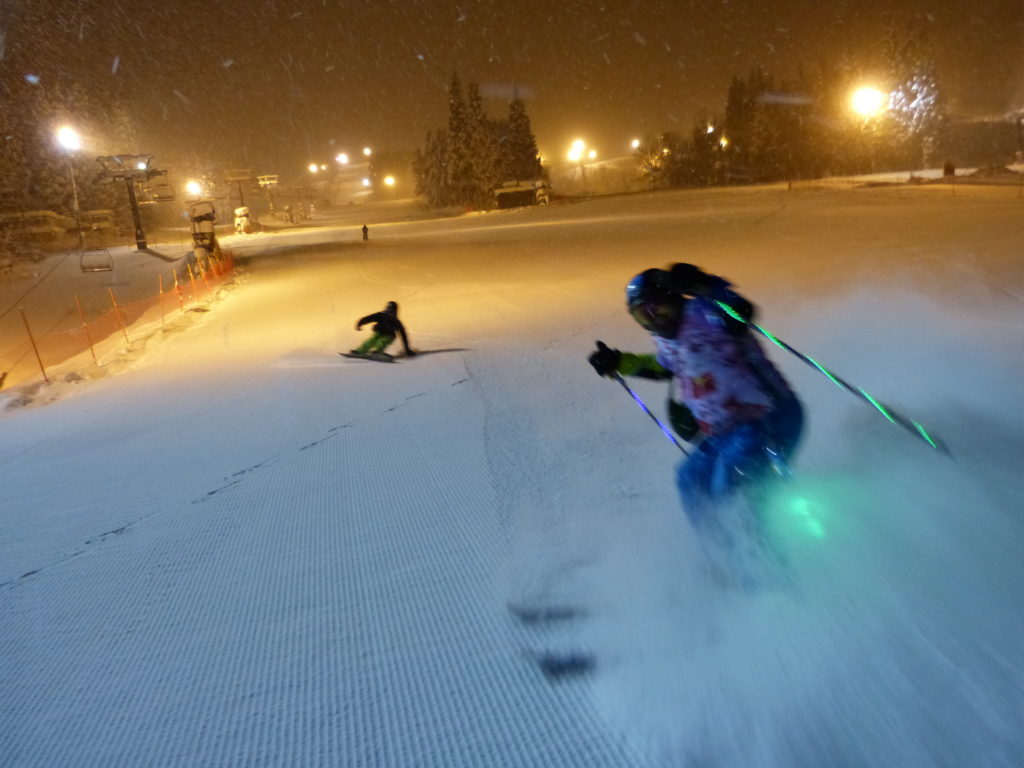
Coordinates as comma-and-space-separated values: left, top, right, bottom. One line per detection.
257, 174, 279, 211
225, 169, 254, 208
94, 154, 166, 250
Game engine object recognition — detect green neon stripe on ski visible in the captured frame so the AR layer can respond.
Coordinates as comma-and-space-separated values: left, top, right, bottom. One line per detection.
859, 388, 895, 423
715, 300, 745, 322
805, 356, 845, 389
913, 421, 940, 449
715, 298, 946, 454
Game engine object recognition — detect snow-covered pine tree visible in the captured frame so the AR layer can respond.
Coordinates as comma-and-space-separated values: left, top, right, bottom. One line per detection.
502, 93, 544, 184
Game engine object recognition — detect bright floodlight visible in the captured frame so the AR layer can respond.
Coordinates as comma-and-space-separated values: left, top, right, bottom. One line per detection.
308, 163, 319, 173
631, 138, 640, 149
362, 177, 371, 187
363, 147, 372, 157
336, 153, 349, 165
136, 161, 148, 170
56, 125, 81, 151
185, 181, 202, 196
383, 176, 395, 187
851, 86, 885, 117
588, 149, 597, 160
567, 139, 585, 162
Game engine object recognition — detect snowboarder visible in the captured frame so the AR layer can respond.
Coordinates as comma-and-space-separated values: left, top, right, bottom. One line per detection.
352, 301, 415, 358
361, 224, 369, 241
588, 264, 803, 530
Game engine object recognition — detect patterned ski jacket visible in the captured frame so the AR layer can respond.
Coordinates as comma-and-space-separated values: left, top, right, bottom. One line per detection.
622, 297, 795, 437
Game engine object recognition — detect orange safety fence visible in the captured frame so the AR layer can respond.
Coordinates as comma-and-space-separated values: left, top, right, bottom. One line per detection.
1, 251, 234, 390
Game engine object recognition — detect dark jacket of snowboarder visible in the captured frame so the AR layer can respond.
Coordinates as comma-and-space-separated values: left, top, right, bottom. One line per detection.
354, 301, 414, 356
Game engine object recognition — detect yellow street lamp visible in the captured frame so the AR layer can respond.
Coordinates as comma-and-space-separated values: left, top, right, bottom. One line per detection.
336, 153, 349, 165
185, 180, 203, 198
850, 86, 886, 119
56, 125, 81, 152
308, 163, 319, 173
383, 176, 396, 187
567, 139, 585, 162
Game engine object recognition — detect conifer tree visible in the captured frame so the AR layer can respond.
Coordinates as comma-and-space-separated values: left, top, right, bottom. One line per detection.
502, 93, 544, 183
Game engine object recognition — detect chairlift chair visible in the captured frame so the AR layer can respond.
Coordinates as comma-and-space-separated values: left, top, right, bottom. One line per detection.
80, 248, 113, 273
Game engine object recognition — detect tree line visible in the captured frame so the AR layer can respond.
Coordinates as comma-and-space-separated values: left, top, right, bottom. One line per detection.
412, 73, 545, 209
639, 24, 948, 189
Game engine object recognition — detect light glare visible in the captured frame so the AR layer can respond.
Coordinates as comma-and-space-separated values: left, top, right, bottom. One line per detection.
56, 125, 81, 151
851, 86, 885, 117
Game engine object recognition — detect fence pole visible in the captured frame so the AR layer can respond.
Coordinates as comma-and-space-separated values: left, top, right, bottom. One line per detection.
19, 308, 49, 383
158, 274, 166, 327
187, 263, 199, 307
200, 260, 211, 297
173, 270, 185, 312
108, 288, 130, 345
74, 295, 98, 364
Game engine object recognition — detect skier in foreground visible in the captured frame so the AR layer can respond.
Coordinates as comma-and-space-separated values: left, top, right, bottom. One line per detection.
588, 264, 803, 578
351, 301, 415, 359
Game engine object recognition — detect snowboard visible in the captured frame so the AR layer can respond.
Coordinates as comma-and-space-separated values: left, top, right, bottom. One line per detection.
340, 351, 396, 363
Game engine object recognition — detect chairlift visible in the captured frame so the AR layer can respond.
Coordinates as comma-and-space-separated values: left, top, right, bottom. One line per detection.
80, 248, 113, 273
144, 172, 176, 203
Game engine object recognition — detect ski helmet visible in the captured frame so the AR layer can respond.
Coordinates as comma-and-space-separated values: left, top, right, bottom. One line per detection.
625, 268, 682, 337
385, 301, 398, 313
625, 269, 672, 309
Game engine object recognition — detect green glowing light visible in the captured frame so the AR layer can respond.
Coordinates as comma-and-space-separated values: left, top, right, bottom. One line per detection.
804, 519, 826, 539
806, 356, 844, 390
716, 300, 745, 323
786, 496, 826, 539
858, 388, 895, 424
913, 421, 939, 450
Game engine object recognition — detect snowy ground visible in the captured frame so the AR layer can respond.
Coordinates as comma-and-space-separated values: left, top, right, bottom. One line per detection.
3, 183, 1024, 767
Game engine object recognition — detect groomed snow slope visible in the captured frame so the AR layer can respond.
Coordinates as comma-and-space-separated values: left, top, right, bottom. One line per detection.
3, 184, 1024, 767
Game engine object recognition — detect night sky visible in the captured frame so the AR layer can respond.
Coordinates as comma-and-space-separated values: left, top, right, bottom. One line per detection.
4, 0, 1022, 178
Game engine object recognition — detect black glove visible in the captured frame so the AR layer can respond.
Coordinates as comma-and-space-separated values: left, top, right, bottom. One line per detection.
668, 399, 699, 441
355, 322, 363, 330
588, 341, 621, 377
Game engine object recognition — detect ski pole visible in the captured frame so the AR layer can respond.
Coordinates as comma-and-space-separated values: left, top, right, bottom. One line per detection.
611, 373, 689, 455
714, 300, 951, 457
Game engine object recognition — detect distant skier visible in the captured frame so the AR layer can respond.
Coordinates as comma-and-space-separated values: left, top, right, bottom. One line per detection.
352, 301, 415, 358
588, 264, 803, 531
362, 224, 369, 241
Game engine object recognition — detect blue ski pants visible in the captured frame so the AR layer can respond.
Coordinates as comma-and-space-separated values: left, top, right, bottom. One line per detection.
676, 395, 804, 529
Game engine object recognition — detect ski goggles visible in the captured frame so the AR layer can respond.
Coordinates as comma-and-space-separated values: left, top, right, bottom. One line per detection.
629, 301, 675, 332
